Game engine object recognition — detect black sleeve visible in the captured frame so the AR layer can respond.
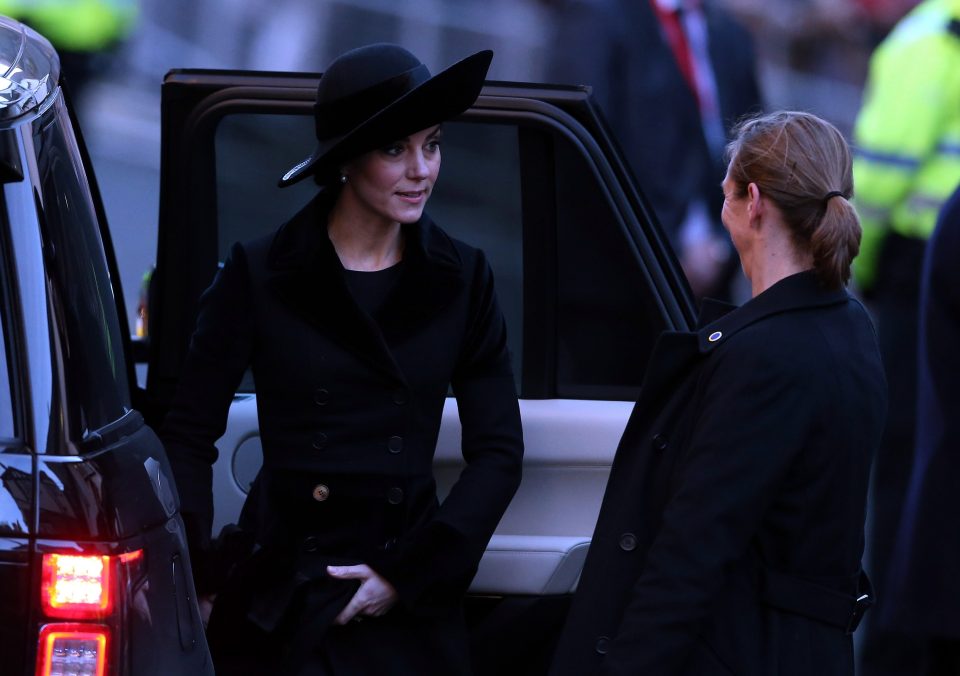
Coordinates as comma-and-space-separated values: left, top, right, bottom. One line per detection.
160, 242, 255, 594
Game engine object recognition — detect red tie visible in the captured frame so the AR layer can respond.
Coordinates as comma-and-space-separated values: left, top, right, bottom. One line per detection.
650, 0, 699, 105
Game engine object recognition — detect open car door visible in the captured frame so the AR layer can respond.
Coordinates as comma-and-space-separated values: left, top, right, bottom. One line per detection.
147, 69, 697, 673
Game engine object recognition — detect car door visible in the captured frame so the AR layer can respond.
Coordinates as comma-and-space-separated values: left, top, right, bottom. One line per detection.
146, 69, 697, 671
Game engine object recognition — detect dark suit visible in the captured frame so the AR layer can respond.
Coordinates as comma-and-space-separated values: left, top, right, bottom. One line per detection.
879, 187, 960, 671
551, 271, 887, 676
549, 0, 762, 247
160, 192, 523, 674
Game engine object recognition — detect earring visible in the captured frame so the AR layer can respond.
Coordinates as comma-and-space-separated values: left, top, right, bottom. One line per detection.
339, 174, 347, 184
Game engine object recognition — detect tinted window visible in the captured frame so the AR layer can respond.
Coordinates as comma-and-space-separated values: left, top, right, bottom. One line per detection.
0, 187, 19, 442
0, 272, 13, 440
215, 114, 317, 254
553, 133, 664, 400
34, 99, 131, 439
421, 123, 523, 378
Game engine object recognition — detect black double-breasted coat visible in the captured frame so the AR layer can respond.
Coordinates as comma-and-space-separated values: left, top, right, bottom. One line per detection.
551, 271, 887, 676
160, 193, 523, 674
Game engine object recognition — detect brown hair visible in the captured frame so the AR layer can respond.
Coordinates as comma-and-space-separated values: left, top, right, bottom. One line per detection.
725, 111, 861, 289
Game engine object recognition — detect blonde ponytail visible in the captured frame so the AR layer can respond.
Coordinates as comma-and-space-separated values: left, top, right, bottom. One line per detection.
811, 193, 861, 288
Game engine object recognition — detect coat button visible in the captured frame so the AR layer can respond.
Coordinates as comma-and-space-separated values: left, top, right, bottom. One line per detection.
312, 432, 328, 450
312, 484, 330, 502
387, 487, 404, 505
388, 436, 403, 454
595, 636, 611, 655
302, 536, 319, 552
314, 388, 329, 406
393, 390, 407, 405
619, 533, 638, 551
652, 433, 668, 451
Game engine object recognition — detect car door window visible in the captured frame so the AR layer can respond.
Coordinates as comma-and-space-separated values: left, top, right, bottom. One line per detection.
0, 276, 13, 440
33, 101, 131, 442
553, 135, 663, 400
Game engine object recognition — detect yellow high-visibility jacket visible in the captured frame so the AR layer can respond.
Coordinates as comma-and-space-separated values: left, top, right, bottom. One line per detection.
852, 0, 960, 291
0, 0, 137, 53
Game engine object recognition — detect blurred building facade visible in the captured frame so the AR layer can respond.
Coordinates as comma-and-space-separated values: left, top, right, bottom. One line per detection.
74, 0, 918, 332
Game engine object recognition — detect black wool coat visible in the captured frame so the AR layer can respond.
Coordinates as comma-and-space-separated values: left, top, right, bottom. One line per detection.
160, 193, 523, 674
551, 271, 887, 676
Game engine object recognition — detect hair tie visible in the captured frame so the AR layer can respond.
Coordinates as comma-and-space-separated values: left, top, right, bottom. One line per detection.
823, 190, 846, 204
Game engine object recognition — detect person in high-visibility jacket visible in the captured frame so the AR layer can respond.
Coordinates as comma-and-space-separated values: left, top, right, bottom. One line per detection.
0, 0, 137, 95
852, 1, 960, 674
854, 0, 960, 293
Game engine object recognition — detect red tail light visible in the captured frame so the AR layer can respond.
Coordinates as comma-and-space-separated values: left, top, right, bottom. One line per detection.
36, 624, 108, 676
41, 554, 113, 619
36, 549, 142, 674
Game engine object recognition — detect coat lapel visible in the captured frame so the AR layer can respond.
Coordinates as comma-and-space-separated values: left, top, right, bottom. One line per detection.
265, 194, 464, 384
375, 213, 465, 346
634, 272, 849, 409
634, 331, 703, 413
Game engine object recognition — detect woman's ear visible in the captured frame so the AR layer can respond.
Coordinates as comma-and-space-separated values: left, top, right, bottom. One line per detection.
746, 182, 763, 226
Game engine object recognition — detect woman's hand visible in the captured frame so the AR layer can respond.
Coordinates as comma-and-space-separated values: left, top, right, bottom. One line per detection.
199, 594, 216, 627
328, 564, 399, 625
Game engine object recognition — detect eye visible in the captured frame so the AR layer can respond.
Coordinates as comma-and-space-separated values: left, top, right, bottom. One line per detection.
380, 143, 404, 157
425, 139, 441, 153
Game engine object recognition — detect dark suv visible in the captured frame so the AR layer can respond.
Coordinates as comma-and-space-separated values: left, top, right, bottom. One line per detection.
0, 15, 700, 676
0, 17, 213, 676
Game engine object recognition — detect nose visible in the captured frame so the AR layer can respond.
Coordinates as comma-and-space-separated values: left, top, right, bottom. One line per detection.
407, 149, 429, 180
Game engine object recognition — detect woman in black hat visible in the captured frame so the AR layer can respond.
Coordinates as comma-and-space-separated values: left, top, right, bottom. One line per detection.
161, 44, 523, 675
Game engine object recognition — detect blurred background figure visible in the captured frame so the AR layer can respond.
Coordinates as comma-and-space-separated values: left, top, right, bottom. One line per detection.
849, 1, 960, 673
0, 0, 138, 102
546, 0, 763, 303
878, 185, 960, 676
724, 0, 916, 87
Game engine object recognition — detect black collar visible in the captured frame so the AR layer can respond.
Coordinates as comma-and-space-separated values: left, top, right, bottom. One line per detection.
696, 271, 850, 352
265, 192, 465, 383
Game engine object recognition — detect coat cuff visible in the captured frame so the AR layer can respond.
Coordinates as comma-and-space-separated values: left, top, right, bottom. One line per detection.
368, 520, 482, 617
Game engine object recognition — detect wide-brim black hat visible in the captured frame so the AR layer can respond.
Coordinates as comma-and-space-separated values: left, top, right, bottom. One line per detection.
279, 44, 492, 187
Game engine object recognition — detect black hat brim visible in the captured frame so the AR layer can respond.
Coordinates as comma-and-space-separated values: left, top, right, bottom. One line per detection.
279, 49, 492, 187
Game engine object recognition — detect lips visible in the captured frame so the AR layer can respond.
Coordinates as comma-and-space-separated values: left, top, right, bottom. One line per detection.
396, 189, 428, 204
